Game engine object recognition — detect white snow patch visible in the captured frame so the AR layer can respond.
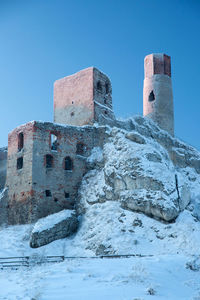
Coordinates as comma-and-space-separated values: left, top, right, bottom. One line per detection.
32, 210, 75, 233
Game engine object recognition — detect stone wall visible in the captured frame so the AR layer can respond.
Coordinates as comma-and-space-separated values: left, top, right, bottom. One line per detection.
6, 121, 107, 224
6, 122, 34, 224
54, 67, 115, 127
0, 147, 7, 190
143, 53, 174, 136
93, 68, 115, 126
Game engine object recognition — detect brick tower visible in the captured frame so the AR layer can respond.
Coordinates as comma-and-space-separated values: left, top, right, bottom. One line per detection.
54, 67, 115, 126
143, 53, 174, 136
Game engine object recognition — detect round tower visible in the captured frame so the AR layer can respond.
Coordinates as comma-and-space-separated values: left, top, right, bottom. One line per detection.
143, 53, 174, 136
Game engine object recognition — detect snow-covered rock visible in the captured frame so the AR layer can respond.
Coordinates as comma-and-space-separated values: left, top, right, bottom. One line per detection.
30, 210, 78, 248
78, 119, 197, 222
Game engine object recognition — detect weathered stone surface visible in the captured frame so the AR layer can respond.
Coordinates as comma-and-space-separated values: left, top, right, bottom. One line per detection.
30, 210, 78, 248
0, 188, 9, 225
125, 132, 146, 144
121, 190, 179, 222
54, 67, 115, 126
143, 54, 174, 136
0, 148, 7, 191
78, 124, 197, 222
6, 121, 107, 225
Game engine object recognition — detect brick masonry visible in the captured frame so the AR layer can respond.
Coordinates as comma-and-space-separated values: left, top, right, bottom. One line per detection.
143, 53, 174, 136
6, 121, 107, 224
54, 67, 115, 126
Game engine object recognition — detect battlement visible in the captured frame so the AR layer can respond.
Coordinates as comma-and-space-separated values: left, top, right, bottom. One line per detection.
144, 53, 171, 78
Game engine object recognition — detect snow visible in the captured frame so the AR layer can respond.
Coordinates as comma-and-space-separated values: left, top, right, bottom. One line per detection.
87, 147, 103, 164
0, 254, 200, 299
94, 100, 114, 112
32, 209, 75, 233
0, 188, 7, 201
1, 116, 200, 299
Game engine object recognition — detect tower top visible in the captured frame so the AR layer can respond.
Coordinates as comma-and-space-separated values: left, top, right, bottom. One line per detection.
144, 53, 171, 78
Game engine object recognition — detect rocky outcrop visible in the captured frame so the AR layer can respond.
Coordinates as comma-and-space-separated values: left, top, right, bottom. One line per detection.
78, 119, 195, 222
0, 188, 9, 225
30, 210, 78, 248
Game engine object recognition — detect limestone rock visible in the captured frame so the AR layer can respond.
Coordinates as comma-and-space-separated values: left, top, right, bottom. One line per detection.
125, 132, 146, 144
0, 188, 9, 225
30, 210, 78, 248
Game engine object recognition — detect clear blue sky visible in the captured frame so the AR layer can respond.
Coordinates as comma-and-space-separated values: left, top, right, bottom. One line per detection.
1, 0, 200, 150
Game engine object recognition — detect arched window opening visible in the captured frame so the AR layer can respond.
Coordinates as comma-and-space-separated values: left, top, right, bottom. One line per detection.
45, 190, 52, 197
76, 143, 85, 155
104, 110, 107, 115
148, 90, 155, 102
64, 156, 73, 171
105, 82, 109, 94
97, 81, 102, 92
51, 133, 58, 151
18, 132, 24, 151
17, 157, 23, 170
45, 154, 53, 168
104, 99, 107, 104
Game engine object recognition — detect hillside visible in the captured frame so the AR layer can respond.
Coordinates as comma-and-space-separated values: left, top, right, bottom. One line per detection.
0, 116, 200, 299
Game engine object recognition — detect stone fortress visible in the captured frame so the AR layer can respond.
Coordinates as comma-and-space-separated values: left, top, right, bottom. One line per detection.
0, 53, 179, 225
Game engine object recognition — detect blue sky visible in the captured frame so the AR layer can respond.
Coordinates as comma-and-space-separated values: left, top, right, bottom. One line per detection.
0, 0, 200, 149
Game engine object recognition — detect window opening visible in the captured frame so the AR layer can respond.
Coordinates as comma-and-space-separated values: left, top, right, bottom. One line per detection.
104, 99, 107, 104
45, 190, 52, 197
51, 134, 58, 151
97, 81, 102, 91
65, 192, 70, 199
17, 157, 23, 169
45, 154, 53, 168
104, 110, 107, 115
148, 90, 155, 102
64, 156, 73, 170
54, 198, 58, 202
76, 143, 85, 155
18, 132, 24, 151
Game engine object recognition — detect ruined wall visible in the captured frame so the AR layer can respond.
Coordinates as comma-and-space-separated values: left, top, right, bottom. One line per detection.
93, 68, 115, 126
6, 121, 107, 224
54, 67, 115, 127
0, 147, 7, 190
54, 68, 95, 126
6, 122, 34, 224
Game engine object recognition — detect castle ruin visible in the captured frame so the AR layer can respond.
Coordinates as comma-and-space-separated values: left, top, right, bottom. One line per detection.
0, 54, 175, 225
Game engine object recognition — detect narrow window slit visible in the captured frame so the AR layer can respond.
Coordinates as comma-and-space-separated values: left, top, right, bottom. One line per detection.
18, 132, 24, 151
51, 134, 58, 151
45, 154, 53, 168
17, 157, 23, 170
64, 156, 73, 170
148, 90, 155, 102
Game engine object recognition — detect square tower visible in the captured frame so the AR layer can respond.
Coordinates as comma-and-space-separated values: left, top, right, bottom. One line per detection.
54, 67, 115, 126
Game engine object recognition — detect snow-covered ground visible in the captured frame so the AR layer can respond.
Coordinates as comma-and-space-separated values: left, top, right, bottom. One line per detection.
1, 117, 200, 299
0, 202, 200, 299
1, 255, 200, 300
